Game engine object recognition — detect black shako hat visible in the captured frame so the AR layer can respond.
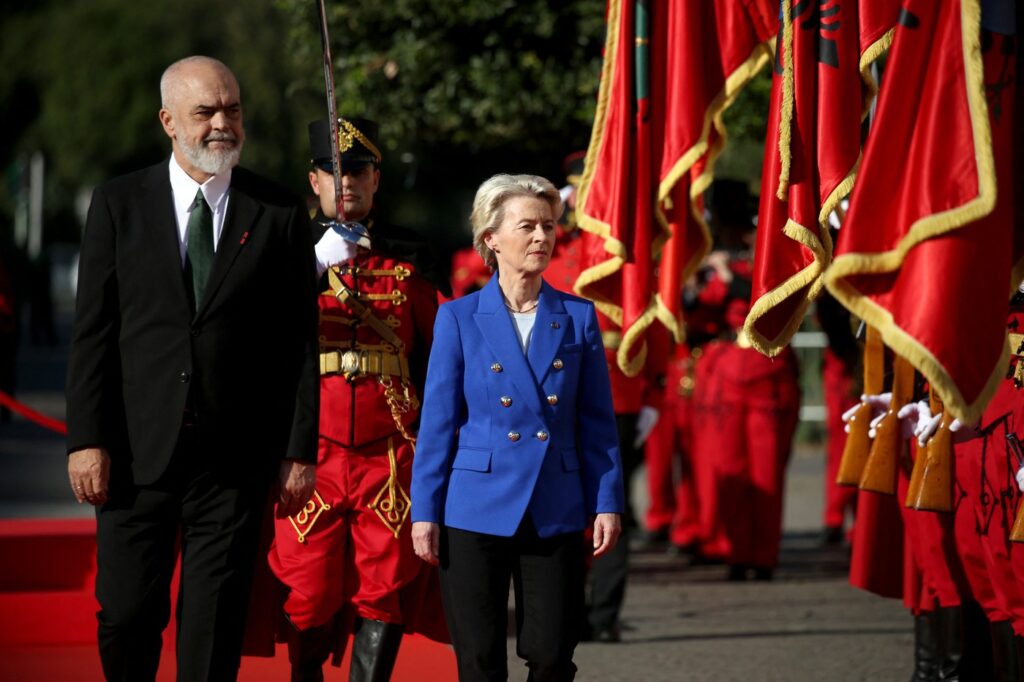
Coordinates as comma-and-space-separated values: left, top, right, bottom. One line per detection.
308, 117, 382, 172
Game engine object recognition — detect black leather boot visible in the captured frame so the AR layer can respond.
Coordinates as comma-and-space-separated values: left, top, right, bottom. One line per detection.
958, 600, 995, 681
935, 605, 964, 681
910, 611, 939, 682
1015, 635, 1024, 679
349, 618, 404, 682
991, 621, 1020, 682
288, 622, 335, 682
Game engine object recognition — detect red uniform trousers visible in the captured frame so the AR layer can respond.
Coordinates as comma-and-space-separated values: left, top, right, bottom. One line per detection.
269, 436, 420, 632
822, 349, 858, 530
954, 377, 1024, 634
693, 342, 800, 568
849, 489, 905, 599
644, 392, 699, 546
899, 448, 970, 613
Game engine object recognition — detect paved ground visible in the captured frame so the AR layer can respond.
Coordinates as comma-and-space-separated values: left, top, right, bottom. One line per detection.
1, 312, 912, 680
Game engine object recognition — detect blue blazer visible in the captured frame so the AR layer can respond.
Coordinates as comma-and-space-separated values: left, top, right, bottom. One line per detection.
411, 275, 624, 538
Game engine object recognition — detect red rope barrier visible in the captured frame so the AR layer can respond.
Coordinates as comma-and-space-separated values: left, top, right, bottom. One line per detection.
0, 390, 67, 436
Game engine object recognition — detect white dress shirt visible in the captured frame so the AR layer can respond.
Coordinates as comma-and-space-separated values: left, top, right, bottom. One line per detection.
168, 155, 232, 268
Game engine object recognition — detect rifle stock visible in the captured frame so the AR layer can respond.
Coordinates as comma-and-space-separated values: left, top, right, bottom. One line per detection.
905, 438, 927, 506
910, 392, 954, 511
1011, 503, 1024, 543
836, 403, 872, 485
859, 354, 914, 495
836, 326, 884, 486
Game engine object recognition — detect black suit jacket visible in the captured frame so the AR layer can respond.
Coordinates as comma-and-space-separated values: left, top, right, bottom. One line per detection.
66, 161, 319, 485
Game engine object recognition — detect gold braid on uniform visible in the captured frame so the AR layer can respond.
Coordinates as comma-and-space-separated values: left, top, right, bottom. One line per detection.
1009, 332, 1024, 388
288, 490, 332, 544
327, 267, 417, 536
368, 437, 411, 539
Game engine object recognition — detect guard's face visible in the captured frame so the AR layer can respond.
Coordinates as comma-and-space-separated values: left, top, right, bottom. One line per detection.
485, 196, 556, 277
309, 165, 380, 223
159, 63, 245, 179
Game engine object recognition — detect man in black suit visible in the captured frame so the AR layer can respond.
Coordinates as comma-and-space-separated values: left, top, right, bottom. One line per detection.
65, 55, 319, 681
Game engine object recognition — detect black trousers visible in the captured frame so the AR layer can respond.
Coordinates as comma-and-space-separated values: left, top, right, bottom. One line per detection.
94, 426, 272, 681
439, 518, 585, 682
586, 413, 638, 631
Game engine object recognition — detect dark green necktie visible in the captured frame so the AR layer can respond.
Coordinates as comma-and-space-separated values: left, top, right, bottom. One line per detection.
187, 189, 214, 308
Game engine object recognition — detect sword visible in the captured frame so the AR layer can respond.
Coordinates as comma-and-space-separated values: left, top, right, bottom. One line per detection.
315, 0, 371, 248
1007, 432, 1024, 469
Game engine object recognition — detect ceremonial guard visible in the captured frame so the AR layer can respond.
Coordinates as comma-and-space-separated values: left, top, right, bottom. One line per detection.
643, 341, 701, 552
947, 295, 1024, 678
268, 117, 446, 681
689, 181, 800, 578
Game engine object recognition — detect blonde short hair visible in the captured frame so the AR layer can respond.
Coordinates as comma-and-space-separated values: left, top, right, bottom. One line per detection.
470, 174, 563, 270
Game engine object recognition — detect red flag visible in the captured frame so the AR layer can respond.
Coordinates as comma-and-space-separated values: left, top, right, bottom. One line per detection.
745, 0, 874, 354
824, 0, 1022, 424
859, 0, 900, 106
577, 0, 776, 374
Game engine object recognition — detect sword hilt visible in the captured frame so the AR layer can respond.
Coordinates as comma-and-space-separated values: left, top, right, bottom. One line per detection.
325, 220, 371, 249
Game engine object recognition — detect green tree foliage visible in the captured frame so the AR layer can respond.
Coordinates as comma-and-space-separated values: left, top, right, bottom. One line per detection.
1, 0, 771, 250
0, 0, 316, 215
274, 0, 606, 155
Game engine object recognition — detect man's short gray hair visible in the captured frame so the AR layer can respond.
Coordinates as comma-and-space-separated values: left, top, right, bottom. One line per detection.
160, 56, 233, 108
470, 174, 563, 271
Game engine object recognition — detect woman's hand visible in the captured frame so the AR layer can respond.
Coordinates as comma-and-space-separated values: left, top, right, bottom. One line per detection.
412, 521, 440, 565
592, 513, 621, 557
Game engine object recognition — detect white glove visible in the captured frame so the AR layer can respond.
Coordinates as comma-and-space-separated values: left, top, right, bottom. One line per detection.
314, 226, 358, 278
914, 414, 980, 447
633, 406, 660, 449
896, 400, 932, 442
1016, 466, 1024, 493
843, 393, 892, 434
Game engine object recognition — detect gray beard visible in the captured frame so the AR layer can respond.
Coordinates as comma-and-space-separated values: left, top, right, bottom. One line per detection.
180, 137, 243, 176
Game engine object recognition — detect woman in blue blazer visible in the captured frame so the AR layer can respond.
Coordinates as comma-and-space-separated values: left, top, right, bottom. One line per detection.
411, 174, 624, 681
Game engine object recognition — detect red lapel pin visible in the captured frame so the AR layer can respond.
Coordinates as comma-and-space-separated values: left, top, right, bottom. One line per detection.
240, 231, 249, 245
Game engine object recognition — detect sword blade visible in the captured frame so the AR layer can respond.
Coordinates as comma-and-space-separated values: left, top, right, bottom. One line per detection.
315, 0, 346, 222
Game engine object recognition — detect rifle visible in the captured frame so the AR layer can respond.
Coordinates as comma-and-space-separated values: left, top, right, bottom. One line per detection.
906, 390, 953, 511
859, 352, 915, 495
836, 325, 884, 486
1006, 433, 1024, 542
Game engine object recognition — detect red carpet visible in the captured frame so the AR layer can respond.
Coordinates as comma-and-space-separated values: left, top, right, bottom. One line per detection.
0, 519, 457, 680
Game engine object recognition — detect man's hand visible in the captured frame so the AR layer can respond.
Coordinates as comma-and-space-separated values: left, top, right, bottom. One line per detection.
592, 513, 621, 557
843, 392, 892, 434
314, 227, 358, 278
914, 413, 980, 447
68, 447, 111, 506
896, 400, 933, 442
277, 460, 316, 517
412, 521, 440, 565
